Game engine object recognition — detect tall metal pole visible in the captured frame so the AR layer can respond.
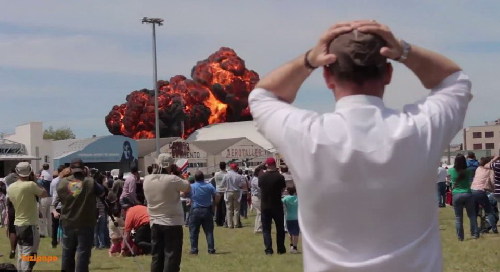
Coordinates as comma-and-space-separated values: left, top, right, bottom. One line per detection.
142, 17, 164, 157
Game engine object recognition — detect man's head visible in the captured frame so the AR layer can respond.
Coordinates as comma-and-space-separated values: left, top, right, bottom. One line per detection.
467, 151, 476, 160
219, 161, 227, 171
43, 163, 49, 170
158, 153, 174, 168
195, 170, 204, 182
15, 162, 32, 179
324, 30, 392, 98
70, 158, 85, 175
229, 163, 238, 171
265, 157, 277, 170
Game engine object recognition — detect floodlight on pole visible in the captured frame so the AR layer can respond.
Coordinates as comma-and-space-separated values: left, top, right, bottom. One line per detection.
142, 17, 164, 157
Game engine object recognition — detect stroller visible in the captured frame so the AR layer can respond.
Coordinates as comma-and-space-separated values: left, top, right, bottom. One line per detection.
478, 193, 499, 233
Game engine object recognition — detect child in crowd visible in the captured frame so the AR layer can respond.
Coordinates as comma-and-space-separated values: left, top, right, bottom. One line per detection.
282, 187, 300, 253
107, 193, 124, 257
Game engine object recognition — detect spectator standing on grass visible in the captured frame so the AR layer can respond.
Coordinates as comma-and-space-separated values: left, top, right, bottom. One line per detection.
251, 165, 265, 233
213, 162, 228, 227
37, 163, 53, 238
7, 162, 48, 271
119, 167, 140, 212
238, 168, 250, 219
143, 153, 190, 272
221, 163, 244, 228
471, 156, 498, 233
55, 158, 104, 272
249, 20, 471, 271
188, 170, 219, 255
437, 164, 448, 207
282, 186, 300, 253
258, 157, 286, 255
449, 154, 478, 240
107, 194, 124, 257
488, 156, 500, 212
50, 165, 65, 248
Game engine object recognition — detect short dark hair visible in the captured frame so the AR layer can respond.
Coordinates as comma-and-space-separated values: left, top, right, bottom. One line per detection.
131, 166, 139, 173
195, 170, 204, 181
287, 186, 296, 195
219, 162, 226, 170
43, 163, 49, 170
327, 64, 387, 85
326, 31, 387, 85
479, 157, 491, 167
147, 165, 153, 174
467, 151, 476, 159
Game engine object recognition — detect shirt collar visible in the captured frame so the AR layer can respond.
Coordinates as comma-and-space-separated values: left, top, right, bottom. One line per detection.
335, 95, 385, 111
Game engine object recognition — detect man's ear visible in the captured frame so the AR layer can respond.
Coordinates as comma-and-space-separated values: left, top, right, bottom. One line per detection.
323, 67, 336, 89
383, 63, 393, 85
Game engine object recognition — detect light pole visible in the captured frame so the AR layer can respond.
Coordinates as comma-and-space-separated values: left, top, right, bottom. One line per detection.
142, 17, 164, 157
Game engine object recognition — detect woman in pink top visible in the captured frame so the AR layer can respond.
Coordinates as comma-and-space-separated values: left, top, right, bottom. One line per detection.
471, 157, 498, 233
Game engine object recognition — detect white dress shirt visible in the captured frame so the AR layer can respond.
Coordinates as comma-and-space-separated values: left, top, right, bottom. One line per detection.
249, 71, 471, 272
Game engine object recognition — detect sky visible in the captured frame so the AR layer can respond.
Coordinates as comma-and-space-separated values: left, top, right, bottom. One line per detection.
1, 0, 499, 144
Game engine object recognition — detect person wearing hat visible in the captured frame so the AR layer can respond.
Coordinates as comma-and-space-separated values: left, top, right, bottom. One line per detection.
38, 163, 53, 237
249, 20, 471, 271
7, 161, 48, 271
220, 162, 245, 229
143, 153, 190, 272
258, 157, 286, 255
55, 158, 104, 272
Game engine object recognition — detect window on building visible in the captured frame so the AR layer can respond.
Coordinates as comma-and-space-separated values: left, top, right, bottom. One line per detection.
473, 143, 483, 150
472, 132, 482, 138
485, 143, 495, 149
485, 131, 494, 138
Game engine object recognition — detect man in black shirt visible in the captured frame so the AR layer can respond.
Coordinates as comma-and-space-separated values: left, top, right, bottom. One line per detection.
258, 157, 286, 255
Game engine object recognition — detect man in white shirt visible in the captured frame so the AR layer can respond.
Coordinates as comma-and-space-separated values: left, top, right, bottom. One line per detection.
220, 163, 244, 228
249, 20, 471, 272
213, 162, 228, 226
39, 163, 53, 238
437, 165, 448, 208
143, 154, 190, 272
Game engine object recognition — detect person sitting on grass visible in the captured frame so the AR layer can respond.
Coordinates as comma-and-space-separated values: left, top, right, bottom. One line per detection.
282, 186, 300, 254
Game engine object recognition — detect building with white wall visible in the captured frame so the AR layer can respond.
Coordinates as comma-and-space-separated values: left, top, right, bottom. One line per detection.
463, 119, 500, 156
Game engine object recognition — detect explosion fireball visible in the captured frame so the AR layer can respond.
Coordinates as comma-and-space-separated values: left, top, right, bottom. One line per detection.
105, 47, 259, 139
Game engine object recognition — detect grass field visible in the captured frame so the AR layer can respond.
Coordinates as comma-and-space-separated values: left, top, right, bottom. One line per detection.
0, 207, 499, 271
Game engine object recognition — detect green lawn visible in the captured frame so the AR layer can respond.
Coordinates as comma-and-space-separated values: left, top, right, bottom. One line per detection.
0, 207, 499, 271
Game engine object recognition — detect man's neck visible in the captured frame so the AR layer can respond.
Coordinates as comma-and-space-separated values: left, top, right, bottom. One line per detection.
333, 81, 385, 101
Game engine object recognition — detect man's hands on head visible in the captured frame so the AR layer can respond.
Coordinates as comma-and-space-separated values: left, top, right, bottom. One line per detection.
307, 20, 404, 67
307, 22, 353, 68
353, 20, 404, 61
58, 168, 71, 179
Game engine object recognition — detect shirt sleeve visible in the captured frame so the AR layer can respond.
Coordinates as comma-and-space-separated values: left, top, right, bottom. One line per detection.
94, 181, 104, 197
31, 181, 44, 196
249, 88, 322, 153
175, 176, 190, 192
402, 71, 472, 148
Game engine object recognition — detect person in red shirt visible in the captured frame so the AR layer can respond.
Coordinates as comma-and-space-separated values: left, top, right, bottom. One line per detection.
123, 205, 151, 255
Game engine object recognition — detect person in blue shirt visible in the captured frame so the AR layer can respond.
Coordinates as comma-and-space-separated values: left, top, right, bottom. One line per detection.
282, 186, 300, 254
188, 171, 220, 255
466, 151, 479, 181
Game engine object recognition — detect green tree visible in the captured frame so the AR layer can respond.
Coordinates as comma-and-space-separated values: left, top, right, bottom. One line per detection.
43, 126, 76, 140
